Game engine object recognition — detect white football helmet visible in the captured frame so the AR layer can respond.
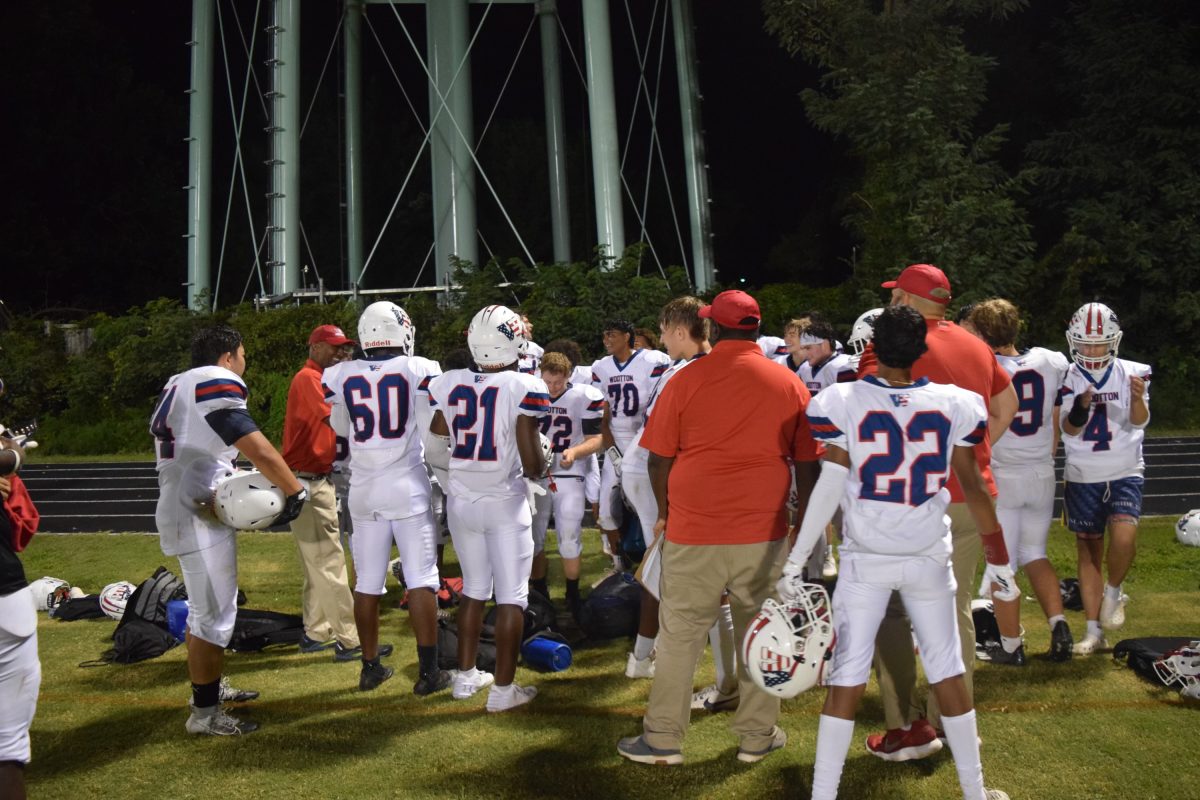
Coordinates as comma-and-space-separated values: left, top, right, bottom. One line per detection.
213, 470, 286, 531
29, 576, 71, 612
743, 582, 835, 699
100, 581, 137, 621
358, 301, 415, 354
1176, 510, 1200, 547
1154, 641, 1200, 694
847, 308, 883, 356
538, 432, 554, 476
1066, 302, 1122, 378
467, 305, 526, 368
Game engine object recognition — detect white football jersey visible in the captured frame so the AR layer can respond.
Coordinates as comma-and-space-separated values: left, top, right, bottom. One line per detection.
758, 335, 788, 359
798, 352, 856, 396
626, 354, 706, 475
570, 364, 592, 387
322, 354, 441, 518
590, 349, 671, 448
991, 347, 1069, 471
428, 369, 550, 501
808, 376, 988, 558
518, 340, 544, 375
774, 353, 804, 379
1059, 357, 1151, 482
538, 382, 605, 478
151, 365, 248, 554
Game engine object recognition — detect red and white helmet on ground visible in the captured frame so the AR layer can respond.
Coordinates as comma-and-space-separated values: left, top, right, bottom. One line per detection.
467, 305, 526, 368
743, 582, 835, 699
100, 581, 137, 620
1154, 640, 1200, 697
29, 576, 72, 612
848, 308, 883, 356
358, 301, 415, 355
1066, 302, 1122, 378
213, 470, 286, 531
1176, 510, 1200, 547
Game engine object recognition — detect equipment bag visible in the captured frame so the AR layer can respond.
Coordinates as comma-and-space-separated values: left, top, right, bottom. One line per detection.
227, 609, 305, 652
483, 588, 557, 642
81, 617, 181, 666
127, 566, 188, 626
436, 617, 497, 673
578, 571, 641, 641
1113, 637, 1199, 686
52, 594, 106, 621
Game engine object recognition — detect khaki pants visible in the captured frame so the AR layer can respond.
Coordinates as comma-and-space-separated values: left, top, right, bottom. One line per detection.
642, 537, 787, 753
873, 502, 983, 730
290, 476, 359, 648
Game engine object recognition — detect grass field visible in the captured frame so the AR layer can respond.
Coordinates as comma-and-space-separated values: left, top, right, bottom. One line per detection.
18, 519, 1200, 800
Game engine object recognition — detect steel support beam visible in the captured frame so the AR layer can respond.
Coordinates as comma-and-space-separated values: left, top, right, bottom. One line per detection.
671, 0, 714, 291
536, 0, 571, 264
186, 0, 215, 310
267, 0, 302, 296
427, 0, 478, 283
343, 0, 365, 289
581, 0, 624, 265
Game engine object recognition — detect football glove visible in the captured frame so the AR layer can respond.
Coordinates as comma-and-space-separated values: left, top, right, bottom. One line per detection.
775, 560, 805, 603
979, 562, 1019, 602
274, 487, 308, 527
605, 445, 623, 479
524, 478, 546, 515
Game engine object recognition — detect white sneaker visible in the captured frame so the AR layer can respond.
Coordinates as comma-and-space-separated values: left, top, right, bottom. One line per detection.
486, 683, 537, 712
185, 705, 258, 735
822, 550, 838, 579
1073, 632, 1108, 655
625, 652, 655, 679
691, 684, 717, 710
451, 668, 495, 699
984, 790, 1011, 800
1100, 592, 1129, 630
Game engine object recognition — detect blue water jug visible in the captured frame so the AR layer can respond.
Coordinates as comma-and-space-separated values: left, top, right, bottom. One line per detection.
166, 599, 189, 641
521, 635, 572, 672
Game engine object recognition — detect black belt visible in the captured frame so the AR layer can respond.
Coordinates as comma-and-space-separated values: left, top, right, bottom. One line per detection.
295, 471, 330, 481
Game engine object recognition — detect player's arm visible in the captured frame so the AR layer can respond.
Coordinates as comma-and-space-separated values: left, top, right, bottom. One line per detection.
600, 401, 615, 450
235, 431, 303, 496
516, 414, 545, 478
1051, 405, 1062, 460
647, 452, 675, 536
987, 381, 1018, 444
561, 431, 602, 469
950, 445, 1019, 608
0, 434, 26, 475
1129, 374, 1149, 427
784, 447, 849, 573
1061, 388, 1093, 437
425, 410, 452, 489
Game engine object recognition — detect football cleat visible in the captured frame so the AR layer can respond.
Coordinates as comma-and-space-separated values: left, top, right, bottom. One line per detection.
413, 670, 452, 696
452, 668, 495, 699
186, 705, 259, 736
1049, 620, 1074, 662
218, 676, 259, 703
983, 642, 1027, 667
865, 719, 943, 762
486, 683, 537, 713
625, 652, 655, 679
359, 660, 394, 691
691, 684, 717, 710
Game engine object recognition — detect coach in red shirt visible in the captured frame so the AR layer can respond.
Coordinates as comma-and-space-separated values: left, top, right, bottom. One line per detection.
282, 324, 362, 659
858, 264, 1019, 760
617, 290, 821, 766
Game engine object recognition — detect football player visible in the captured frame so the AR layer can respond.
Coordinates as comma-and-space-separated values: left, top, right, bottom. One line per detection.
151, 325, 307, 735
427, 305, 550, 712
531, 352, 605, 618
590, 320, 670, 569
1059, 302, 1151, 654
322, 302, 448, 695
773, 316, 812, 377
797, 319, 857, 396
967, 299, 1073, 662
845, 308, 883, 373
779, 305, 1015, 800
518, 314, 543, 375
758, 333, 789, 359
621, 297, 713, 681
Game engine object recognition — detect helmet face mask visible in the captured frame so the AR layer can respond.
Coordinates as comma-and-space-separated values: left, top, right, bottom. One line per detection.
358, 301, 415, 355
848, 308, 883, 357
1066, 302, 1122, 378
743, 582, 835, 699
1154, 641, 1200, 691
467, 305, 526, 368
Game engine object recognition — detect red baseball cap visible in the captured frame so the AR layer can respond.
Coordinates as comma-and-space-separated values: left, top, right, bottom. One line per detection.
881, 264, 952, 304
308, 324, 356, 347
698, 290, 762, 330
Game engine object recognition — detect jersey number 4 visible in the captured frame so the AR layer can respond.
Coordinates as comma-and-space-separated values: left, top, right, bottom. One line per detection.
858, 411, 951, 505
448, 385, 499, 460
1082, 403, 1112, 451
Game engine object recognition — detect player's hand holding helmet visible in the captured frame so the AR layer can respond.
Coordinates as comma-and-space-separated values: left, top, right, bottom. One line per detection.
775, 559, 805, 603
274, 486, 309, 527
537, 432, 554, 477
744, 581, 835, 699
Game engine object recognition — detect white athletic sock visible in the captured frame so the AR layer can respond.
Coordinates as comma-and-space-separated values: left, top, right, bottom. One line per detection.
1087, 620, 1103, 639
1104, 583, 1123, 601
711, 604, 736, 693
1047, 614, 1066, 629
941, 710, 985, 800
811, 714, 854, 800
634, 635, 656, 661
1000, 635, 1022, 653
458, 667, 478, 681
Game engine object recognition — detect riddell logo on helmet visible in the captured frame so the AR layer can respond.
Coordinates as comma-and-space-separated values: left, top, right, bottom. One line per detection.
362, 339, 391, 349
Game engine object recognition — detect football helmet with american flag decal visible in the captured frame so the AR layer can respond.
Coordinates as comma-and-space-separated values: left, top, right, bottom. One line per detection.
1066, 302, 1122, 378
743, 582, 835, 699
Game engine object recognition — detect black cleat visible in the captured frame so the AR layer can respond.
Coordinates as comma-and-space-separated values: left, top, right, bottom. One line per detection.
335, 642, 394, 662
413, 669, 452, 696
1049, 620, 1074, 662
984, 642, 1027, 666
359, 661, 394, 691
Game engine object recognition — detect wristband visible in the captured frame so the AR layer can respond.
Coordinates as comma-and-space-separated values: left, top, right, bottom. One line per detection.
980, 528, 1010, 566
1067, 395, 1089, 427
1, 445, 20, 474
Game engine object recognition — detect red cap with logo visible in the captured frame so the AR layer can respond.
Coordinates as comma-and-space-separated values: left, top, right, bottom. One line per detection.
698, 290, 762, 330
308, 324, 356, 347
881, 264, 952, 304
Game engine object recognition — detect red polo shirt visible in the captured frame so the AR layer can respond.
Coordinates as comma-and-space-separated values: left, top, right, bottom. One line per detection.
858, 318, 1010, 501
639, 339, 821, 545
282, 358, 335, 474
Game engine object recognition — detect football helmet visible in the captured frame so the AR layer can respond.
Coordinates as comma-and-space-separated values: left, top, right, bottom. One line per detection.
743, 582, 835, 699
1154, 641, 1200, 694
100, 581, 137, 621
847, 308, 883, 356
29, 576, 71, 612
1176, 510, 1200, 547
538, 432, 554, 476
467, 305, 525, 367
972, 598, 1000, 658
1066, 302, 1122, 378
213, 470, 287, 531
358, 301, 415, 354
